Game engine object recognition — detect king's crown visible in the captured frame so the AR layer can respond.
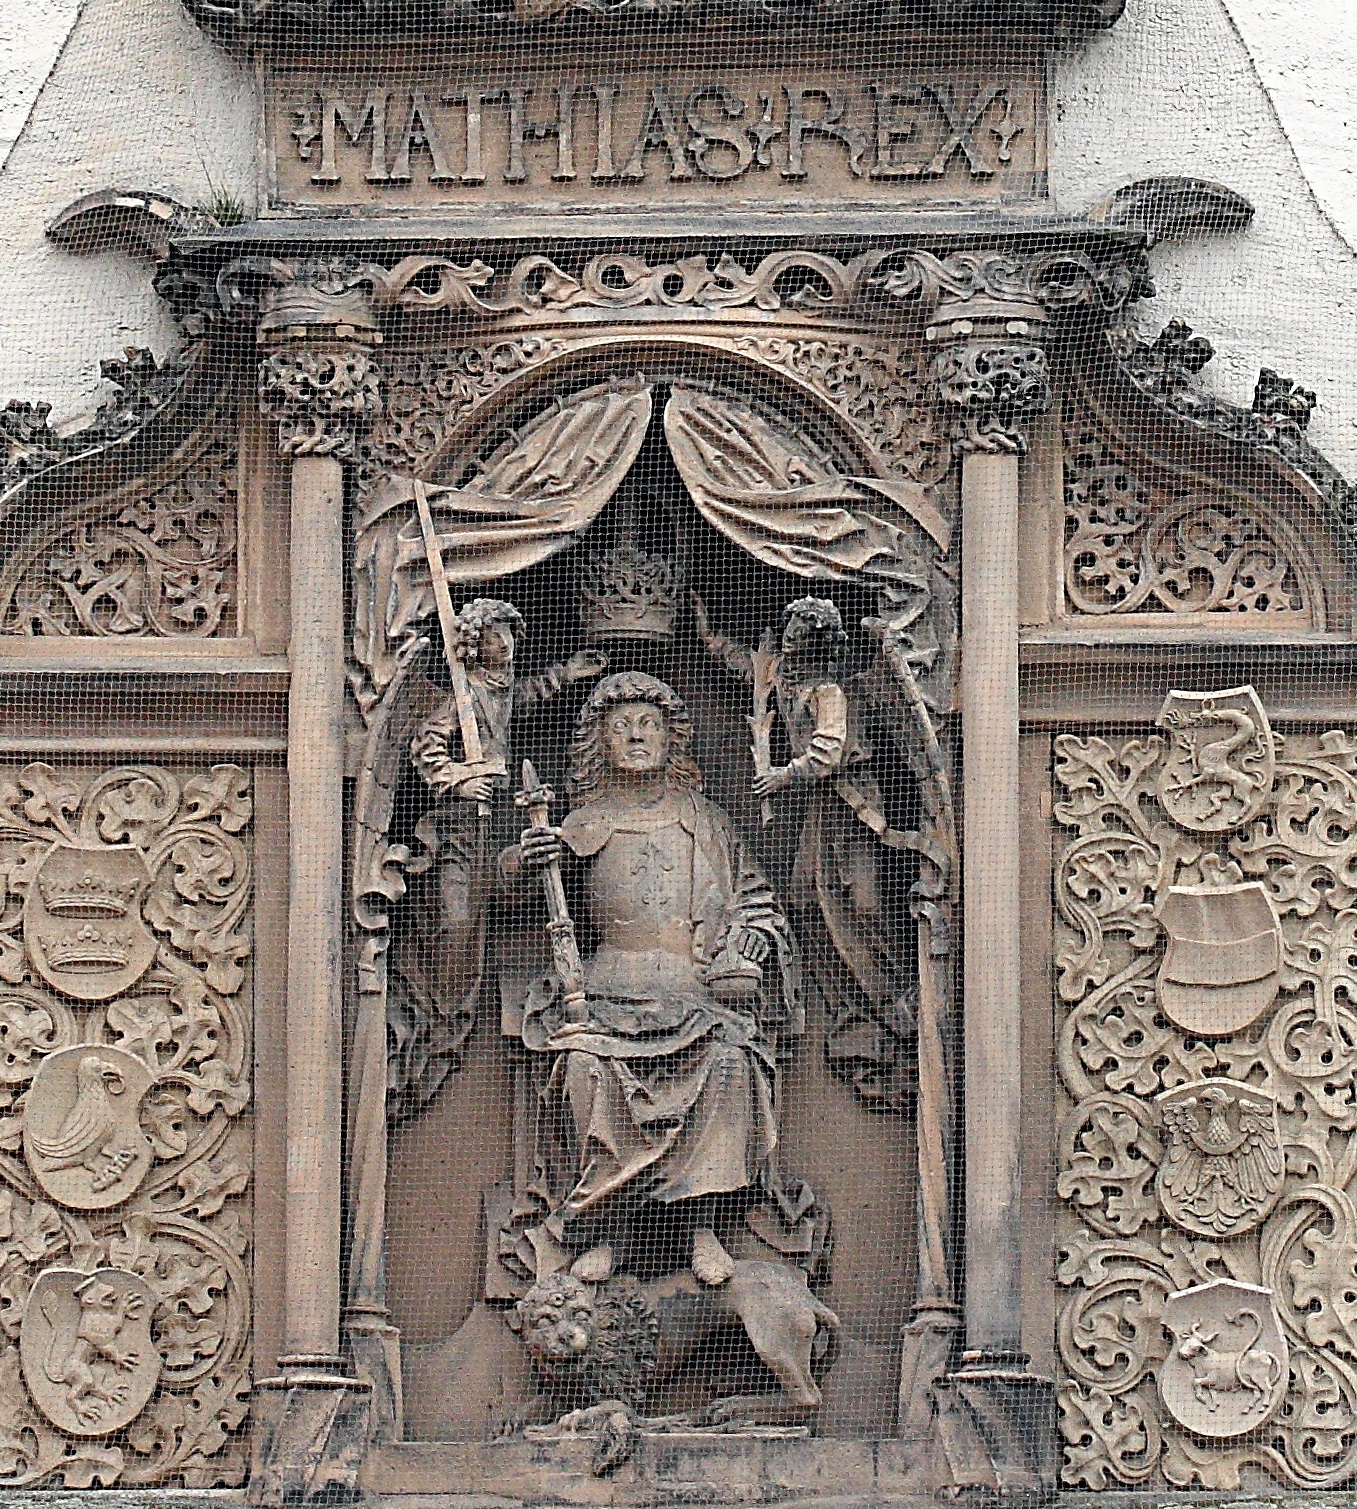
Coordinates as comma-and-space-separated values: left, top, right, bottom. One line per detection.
37, 924, 133, 973
38, 869, 140, 917
580, 542, 678, 644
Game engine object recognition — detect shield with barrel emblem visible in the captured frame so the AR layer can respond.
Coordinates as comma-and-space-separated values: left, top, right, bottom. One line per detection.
1157, 881, 1282, 1036
22, 843, 156, 1003
1155, 685, 1274, 833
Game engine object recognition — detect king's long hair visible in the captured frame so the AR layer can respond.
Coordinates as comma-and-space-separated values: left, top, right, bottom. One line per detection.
567, 671, 702, 805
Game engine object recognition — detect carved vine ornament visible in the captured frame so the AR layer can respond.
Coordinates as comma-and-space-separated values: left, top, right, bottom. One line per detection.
0, 763, 253, 1487
1055, 686, 1357, 1490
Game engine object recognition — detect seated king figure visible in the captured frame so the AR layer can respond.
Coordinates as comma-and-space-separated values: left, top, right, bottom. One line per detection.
502, 671, 800, 1289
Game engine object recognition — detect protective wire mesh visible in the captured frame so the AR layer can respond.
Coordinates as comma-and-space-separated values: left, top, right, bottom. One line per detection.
0, 0, 1354, 1496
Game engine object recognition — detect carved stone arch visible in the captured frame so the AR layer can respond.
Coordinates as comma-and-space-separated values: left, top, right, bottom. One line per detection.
359, 329, 953, 505
1053, 333, 1351, 631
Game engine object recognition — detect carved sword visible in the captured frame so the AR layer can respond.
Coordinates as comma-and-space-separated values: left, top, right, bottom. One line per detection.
413, 477, 502, 816
515, 759, 589, 1031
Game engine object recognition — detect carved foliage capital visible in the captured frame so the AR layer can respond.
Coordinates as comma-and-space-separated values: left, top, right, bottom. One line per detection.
257, 344, 383, 459
929, 329, 1052, 454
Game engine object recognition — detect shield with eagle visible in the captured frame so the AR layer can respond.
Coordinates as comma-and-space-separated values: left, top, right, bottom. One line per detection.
22, 843, 156, 1003
1156, 881, 1282, 1036
23, 1044, 155, 1210
1156, 1079, 1284, 1238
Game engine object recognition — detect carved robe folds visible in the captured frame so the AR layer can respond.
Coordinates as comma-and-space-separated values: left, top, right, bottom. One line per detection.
508, 789, 798, 1254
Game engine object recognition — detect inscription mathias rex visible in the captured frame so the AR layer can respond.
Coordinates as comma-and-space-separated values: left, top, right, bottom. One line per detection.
270, 73, 1039, 207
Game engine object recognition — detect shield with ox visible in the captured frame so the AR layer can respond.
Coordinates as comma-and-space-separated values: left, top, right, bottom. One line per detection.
1157, 881, 1282, 1036
1160, 1280, 1287, 1438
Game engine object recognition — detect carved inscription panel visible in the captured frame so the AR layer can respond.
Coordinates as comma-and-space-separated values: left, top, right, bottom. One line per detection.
267, 44, 1044, 211
0, 764, 252, 1488
1054, 691, 1357, 1490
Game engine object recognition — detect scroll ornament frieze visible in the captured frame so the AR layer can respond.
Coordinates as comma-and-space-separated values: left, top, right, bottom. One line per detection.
1107, 319, 1357, 566
1062, 400, 1313, 620
1, 349, 196, 500
0, 763, 252, 1488
218, 242, 1152, 332
0, 444, 238, 639
1054, 686, 1357, 1489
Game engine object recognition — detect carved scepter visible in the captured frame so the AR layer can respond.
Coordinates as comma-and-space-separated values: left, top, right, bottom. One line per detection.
748, 629, 778, 827
515, 759, 589, 1031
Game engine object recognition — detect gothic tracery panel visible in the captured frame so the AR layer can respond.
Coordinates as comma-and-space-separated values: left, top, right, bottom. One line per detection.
1054, 689, 1357, 1489
1061, 402, 1318, 624
0, 762, 253, 1487
0, 438, 239, 640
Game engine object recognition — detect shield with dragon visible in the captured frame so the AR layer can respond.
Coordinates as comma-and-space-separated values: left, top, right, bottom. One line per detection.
1156, 880, 1282, 1036
1155, 685, 1274, 833
1156, 1079, 1284, 1238
20, 1266, 160, 1436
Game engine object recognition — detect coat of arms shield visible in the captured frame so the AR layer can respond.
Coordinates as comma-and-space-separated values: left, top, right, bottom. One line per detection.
1156, 1080, 1284, 1237
23, 1044, 156, 1210
1156, 881, 1282, 1035
1160, 1280, 1288, 1438
22, 843, 156, 1003
19, 1266, 160, 1436
1155, 685, 1274, 832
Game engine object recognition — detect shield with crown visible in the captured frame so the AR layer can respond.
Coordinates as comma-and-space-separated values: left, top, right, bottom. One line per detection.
23, 844, 156, 1002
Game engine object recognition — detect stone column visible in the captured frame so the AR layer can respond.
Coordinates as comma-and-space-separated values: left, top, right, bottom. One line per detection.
926, 298, 1057, 1493
249, 271, 383, 1506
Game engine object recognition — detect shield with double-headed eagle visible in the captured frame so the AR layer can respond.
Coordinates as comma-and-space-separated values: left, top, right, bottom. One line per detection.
1160, 1280, 1288, 1438
1155, 685, 1275, 833
1156, 881, 1282, 1036
1156, 1080, 1284, 1238
22, 843, 156, 1003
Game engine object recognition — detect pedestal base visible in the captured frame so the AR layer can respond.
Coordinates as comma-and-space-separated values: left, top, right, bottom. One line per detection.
935, 1352, 1056, 1499
363, 1434, 942, 1507
248, 1369, 372, 1507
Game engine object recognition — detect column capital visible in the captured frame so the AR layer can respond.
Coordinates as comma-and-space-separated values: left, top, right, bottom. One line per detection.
255, 265, 384, 460
925, 297, 1052, 456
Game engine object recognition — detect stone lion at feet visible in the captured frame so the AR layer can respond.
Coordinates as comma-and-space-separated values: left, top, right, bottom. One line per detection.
505, 1260, 839, 1474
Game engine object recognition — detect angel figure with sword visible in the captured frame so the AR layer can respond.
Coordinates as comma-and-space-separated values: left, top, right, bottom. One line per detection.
406, 480, 607, 1037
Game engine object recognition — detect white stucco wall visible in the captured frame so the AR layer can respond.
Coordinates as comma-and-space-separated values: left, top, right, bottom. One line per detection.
0, 0, 1353, 473
1051, 0, 1357, 473
0, 0, 256, 431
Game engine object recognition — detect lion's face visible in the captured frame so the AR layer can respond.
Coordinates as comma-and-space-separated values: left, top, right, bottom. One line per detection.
519, 1274, 597, 1366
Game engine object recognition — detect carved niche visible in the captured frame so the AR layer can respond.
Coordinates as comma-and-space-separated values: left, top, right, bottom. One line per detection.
1054, 687, 1357, 1490
0, 763, 252, 1488
0, 424, 239, 640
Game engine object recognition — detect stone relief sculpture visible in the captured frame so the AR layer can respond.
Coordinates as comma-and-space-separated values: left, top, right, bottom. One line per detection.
693, 593, 922, 1107
346, 364, 961, 1459
401, 596, 605, 1080
0, 763, 252, 1488
500, 671, 802, 1290
1054, 687, 1357, 1489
